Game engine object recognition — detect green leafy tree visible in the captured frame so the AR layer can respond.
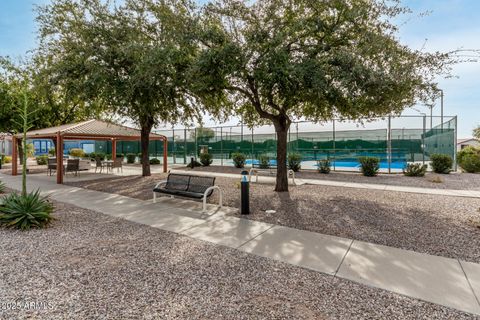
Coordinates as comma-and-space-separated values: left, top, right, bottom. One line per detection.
474, 126, 480, 140
192, 127, 215, 143
192, 0, 453, 191
36, 0, 202, 176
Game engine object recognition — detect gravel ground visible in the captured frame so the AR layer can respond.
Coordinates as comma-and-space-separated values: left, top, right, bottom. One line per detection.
66, 174, 480, 263
0, 197, 477, 319
185, 165, 480, 190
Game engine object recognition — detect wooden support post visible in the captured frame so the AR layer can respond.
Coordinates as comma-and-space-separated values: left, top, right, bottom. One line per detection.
163, 138, 168, 173
12, 136, 18, 176
56, 133, 63, 184
112, 139, 117, 160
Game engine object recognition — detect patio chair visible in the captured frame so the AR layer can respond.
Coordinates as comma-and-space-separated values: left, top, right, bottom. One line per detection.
111, 157, 123, 173
47, 158, 57, 176
94, 157, 106, 173
65, 159, 80, 176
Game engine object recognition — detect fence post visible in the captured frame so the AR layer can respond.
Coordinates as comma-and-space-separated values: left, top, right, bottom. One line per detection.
172, 128, 175, 164
183, 128, 187, 164
333, 119, 336, 171
194, 127, 198, 160
387, 116, 392, 174
251, 127, 254, 162
220, 126, 223, 166
422, 115, 426, 165
454, 116, 458, 171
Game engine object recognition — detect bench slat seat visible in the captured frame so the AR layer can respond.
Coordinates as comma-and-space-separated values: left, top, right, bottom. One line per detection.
153, 173, 222, 212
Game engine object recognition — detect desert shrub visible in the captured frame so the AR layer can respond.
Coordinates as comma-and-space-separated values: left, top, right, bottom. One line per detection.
149, 158, 161, 165
69, 148, 85, 158
0, 190, 54, 230
0, 181, 5, 193
126, 153, 136, 164
48, 148, 56, 156
457, 147, 480, 173
232, 152, 246, 168
3, 156, 12, 164
403, 163, 428, 177
36, 155, 49, 165
430, 154, 453, 174
288, 153, 302, 172
258, 154, 270, 169
358, 156, 380, 177
187, 159, 202, 168
200, 153, 213, 166
317, 159, 331, 174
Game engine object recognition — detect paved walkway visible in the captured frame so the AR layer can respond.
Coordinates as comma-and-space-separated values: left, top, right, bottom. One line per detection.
170, 169, 480, 198
1, 173, 480, 315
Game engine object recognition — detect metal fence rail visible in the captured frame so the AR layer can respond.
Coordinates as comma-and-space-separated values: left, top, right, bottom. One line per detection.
149, 115, 457, 173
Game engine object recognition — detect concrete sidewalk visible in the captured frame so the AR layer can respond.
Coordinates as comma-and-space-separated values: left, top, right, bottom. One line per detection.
170, 169, 480, 198
1, 173, 480, 315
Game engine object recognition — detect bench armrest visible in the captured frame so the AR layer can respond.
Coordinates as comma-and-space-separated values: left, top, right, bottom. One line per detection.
202, 186, 223, 213
154, 180, 168, 189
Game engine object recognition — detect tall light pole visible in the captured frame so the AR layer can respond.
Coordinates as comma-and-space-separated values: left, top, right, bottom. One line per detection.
439, 89, 444, 131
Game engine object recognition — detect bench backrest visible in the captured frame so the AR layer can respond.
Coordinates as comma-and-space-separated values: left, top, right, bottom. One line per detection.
187, 175, 216, 196
166, 174, 216, 195
165, 174, 190, 191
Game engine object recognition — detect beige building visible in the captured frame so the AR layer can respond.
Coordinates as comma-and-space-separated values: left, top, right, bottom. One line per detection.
457, 138, 480, 151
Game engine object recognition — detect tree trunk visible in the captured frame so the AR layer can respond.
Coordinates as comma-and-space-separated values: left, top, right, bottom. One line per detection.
273, 118, 290, 192
140, 124, 153, 177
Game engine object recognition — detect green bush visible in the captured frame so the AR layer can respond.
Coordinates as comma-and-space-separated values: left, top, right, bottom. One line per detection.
106, 154, 113, 160
36, 155, 49, 165
116, 153, 124, 159
200, 153, 213, 166
358, 156, 380, 177
149, 158, 161, 165
69, 148, 86, 158
0, 181, 5, 193
288, 153, 302, 172
430, 154, 453, 174
48, 148, 56, 156
403, 163, 428, 177
232, 152, 246, 168
258, 154, 270, 169
3, 156, 12, 164
457, 147, 480, 173
317, 159, 331, 174
126, 153, 136, 164
0, 190, 54, 230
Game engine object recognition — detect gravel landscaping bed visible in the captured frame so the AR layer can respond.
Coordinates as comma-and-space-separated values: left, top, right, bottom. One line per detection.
184, 165, 480, 190
0, 198, 476, 319
66, 174, 480, 263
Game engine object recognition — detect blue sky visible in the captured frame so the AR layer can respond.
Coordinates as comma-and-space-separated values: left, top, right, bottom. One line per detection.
0, 0, 478, 137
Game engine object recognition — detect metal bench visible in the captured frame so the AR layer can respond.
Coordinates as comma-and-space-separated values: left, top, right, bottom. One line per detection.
153, 173, 223, 212
248, 167, 296, 185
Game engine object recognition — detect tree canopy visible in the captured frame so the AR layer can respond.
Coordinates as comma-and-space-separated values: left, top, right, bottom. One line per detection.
36, 0, 203, 175
191, 0, 453, 191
